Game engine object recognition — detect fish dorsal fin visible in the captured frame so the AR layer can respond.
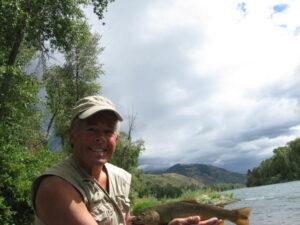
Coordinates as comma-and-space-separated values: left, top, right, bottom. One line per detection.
180, 199, 198, 204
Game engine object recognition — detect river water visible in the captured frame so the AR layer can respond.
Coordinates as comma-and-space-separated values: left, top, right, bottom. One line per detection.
223, 180, 300, 225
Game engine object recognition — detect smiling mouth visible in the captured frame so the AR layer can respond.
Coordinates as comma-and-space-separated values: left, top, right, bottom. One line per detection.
90, 147, 108, 153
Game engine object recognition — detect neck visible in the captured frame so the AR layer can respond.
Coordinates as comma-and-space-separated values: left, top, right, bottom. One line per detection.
91, 165, 103, 180
73, 155, 105, 178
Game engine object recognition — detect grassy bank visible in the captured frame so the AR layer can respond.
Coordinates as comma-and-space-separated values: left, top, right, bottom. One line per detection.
132, 188, 235, 212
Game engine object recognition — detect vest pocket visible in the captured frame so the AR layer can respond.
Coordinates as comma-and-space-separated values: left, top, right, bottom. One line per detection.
115, 195, 130, 215
91, 203, 114, 225
93, 212, 111, 225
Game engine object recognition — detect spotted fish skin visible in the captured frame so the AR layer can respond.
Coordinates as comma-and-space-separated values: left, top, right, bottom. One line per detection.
133, 200, 250, 225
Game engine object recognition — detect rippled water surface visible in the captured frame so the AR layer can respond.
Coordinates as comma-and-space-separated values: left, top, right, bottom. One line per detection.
223, 180, 300, 225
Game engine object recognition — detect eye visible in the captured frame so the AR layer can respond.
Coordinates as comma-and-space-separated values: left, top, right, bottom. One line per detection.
86, 127, 97, 133
105, 129, 114, 135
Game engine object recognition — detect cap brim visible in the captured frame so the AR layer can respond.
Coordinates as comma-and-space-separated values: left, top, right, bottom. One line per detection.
78, 106, 123, 121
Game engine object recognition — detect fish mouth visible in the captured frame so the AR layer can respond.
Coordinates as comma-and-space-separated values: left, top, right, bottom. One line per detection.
132, 218, 143, 225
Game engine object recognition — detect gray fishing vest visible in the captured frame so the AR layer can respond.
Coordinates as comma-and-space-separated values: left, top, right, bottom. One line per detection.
31, 156, 131, 225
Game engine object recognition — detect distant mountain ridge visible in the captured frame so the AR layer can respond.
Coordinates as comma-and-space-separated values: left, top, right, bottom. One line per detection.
143, 173, 203, 188
146, 163, 246, 184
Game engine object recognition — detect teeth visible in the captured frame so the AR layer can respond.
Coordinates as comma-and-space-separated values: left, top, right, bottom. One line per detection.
92, 148, 108, 152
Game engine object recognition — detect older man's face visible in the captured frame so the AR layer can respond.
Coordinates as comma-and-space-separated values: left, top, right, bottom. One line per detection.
70, 111, 119, 171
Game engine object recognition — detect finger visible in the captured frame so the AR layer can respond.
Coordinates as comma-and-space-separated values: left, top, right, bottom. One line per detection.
198, 217, 220, 225
185, 216, 201, 224
128, 216, 136, 225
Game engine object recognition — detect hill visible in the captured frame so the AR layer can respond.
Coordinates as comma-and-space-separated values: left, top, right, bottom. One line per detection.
143, 173, 203, 188
147, 163, 246, 184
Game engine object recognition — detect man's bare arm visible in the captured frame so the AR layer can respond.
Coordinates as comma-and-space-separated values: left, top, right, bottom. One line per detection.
35, 176, 98, 225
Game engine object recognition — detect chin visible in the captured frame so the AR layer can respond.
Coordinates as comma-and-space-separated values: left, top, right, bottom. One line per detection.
94, 158, 110, 165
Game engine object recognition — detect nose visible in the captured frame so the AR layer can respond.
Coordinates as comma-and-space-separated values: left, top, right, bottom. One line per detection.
94, 133, 106, 144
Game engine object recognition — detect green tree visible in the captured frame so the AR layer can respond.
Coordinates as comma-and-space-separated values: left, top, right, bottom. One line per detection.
0, 1, 115, 223
271, 147, 289, 181
44, 27, 104, 143
0, 138, 66, 224
247, 137, 300, 187
111, 131, 145, 171
0, 0, 114, 120
286, 138, 300, 179
0, 45, 66, 224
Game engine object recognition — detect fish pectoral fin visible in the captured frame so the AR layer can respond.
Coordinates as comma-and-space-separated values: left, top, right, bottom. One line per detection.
234, 207, 251, 225
236, 218, 249, 225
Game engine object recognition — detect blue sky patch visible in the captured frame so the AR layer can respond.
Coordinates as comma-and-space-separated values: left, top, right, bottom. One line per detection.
294, 26, 300, 35
237, 2, 246, 13
273, 4, 288, 13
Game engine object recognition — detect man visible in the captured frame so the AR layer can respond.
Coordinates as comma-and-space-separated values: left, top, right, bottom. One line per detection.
32, 95, 221, 225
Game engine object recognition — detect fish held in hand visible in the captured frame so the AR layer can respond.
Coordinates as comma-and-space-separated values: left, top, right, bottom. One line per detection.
133, 200, 250, 225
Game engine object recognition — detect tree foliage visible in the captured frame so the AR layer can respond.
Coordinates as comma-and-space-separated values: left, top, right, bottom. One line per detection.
0, 0, 113, 60
0, 140, 66, 225
0, 0, 115, 223
44, 26, 104, 143
0, 48, 66, 224
247, 138, 300, 186
0, 0, 114, 120
111, 131, 145, 171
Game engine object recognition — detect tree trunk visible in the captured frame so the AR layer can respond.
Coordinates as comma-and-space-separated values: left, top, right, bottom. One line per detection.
75, 49, 80, 101
46, 109, 58, 138
0, 17, 26, 120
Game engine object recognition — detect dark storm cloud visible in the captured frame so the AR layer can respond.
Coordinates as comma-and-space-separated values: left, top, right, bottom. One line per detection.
215, 121, 300, 148
215, 156, 262, 173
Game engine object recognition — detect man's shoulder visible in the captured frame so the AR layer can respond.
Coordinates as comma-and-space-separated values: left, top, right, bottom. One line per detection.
38, 175, 75, 193
44, 156, 72, 172
32, 156, 84, 200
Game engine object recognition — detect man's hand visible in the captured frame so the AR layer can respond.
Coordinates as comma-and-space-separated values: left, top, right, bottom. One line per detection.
168, 216, 222, 225
126, 213, 135, 225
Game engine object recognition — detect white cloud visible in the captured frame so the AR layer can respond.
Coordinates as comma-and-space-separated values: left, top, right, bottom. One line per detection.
87, 0, 300, 173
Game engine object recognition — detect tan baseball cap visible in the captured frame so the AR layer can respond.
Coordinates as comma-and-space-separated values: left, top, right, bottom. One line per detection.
71, 95, 123, 121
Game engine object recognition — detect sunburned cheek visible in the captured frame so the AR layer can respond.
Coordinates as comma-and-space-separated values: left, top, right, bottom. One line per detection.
107, 136, 117, 147
107, 138, 117, 148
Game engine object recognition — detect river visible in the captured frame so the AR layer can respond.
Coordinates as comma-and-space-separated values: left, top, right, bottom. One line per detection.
223, 180, 300, 225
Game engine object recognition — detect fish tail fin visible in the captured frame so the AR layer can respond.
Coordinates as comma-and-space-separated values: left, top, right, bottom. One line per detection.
233, 207, 251, 225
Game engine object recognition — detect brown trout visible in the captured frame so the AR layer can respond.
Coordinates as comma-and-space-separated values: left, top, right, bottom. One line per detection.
133, 200, 250, 225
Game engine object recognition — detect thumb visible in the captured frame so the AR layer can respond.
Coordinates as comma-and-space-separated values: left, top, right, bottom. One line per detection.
185, 216, 201, 224
198, 217, 221, 225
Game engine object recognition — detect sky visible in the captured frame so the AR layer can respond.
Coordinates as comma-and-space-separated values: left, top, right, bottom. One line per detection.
84, 0, 300, 173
